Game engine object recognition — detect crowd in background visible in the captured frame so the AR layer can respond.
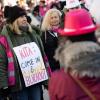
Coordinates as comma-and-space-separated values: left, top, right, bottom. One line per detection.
0, 0, 100, 100
0, 0, 66, 30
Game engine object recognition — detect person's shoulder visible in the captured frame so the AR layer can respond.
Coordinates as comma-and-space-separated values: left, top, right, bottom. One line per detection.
49, 68, 68, 91
1, 25, 9, 35
50, 69, 66, 82
32, 25, 41, 36
52, 69, 63, 75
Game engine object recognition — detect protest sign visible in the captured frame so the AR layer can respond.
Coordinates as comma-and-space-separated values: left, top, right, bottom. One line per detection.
13, 42, 48, 87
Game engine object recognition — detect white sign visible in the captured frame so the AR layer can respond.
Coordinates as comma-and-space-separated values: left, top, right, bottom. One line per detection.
13, 42, 48, 87
65, 0, 80, 9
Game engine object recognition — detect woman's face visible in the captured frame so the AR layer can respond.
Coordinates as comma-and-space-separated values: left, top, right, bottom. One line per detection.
17, 15, 28, 27
50, 12, 60, 27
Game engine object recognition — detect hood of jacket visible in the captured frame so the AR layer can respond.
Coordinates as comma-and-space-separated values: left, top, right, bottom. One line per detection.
55, 41, 100, 77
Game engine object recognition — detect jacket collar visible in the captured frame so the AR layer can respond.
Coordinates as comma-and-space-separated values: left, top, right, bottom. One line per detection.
56, 41, 100, 77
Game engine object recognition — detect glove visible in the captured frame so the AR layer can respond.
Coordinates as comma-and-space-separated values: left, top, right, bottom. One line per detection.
43, 80, 48, 90
0, 88, 10, 99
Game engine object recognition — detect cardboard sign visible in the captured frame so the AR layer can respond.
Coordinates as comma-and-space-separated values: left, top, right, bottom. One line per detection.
65, 0, 80, 9
13, 42, 48, 87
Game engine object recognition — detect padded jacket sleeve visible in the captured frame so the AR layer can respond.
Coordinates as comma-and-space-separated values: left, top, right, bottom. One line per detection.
0, 44, 8, 89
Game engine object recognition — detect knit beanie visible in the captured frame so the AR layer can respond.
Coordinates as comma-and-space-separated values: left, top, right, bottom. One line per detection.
4, 6, 26, 23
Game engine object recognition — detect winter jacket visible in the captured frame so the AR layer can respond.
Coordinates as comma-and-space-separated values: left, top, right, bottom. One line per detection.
49, 41, 100, 100
0, 25, 48, 92
41, 30, 60, 71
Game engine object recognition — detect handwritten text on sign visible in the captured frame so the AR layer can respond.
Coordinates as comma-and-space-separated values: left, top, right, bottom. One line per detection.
13, 42, 48, 87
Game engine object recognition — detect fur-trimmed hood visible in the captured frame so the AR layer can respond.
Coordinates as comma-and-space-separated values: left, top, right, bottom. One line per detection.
55, 41, 100, 77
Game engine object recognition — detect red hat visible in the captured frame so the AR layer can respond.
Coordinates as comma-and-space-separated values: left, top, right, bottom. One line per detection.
58, 8, 96, 36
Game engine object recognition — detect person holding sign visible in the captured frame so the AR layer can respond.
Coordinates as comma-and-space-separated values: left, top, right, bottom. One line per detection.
0, 5, 49, 100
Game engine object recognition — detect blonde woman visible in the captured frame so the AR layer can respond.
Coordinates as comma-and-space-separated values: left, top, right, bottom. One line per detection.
41, 8, 62, 72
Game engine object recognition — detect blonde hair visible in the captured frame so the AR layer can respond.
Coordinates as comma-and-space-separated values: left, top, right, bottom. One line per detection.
9, 18, 33, 35
41, 8, 62, 31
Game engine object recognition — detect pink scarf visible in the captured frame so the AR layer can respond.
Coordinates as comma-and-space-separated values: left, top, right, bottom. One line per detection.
0, 35, 15, 86
52, 25, 59, 33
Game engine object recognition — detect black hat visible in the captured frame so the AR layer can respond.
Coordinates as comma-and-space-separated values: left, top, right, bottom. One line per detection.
4, 6, 26, 23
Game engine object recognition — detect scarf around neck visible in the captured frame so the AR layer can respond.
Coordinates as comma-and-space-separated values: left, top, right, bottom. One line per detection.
0, 35, 15, 86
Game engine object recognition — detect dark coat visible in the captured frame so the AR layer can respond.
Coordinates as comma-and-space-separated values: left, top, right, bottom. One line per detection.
41, 30, 60, 71
49, 41, 100, 100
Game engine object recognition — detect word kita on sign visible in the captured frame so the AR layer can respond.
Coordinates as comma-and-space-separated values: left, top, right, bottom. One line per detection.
13, 42, 48, 87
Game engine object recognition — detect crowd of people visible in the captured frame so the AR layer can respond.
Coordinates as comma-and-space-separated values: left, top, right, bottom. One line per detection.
0, 0, 100, 100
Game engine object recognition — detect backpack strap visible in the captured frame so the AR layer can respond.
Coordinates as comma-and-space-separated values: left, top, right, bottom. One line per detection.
69, 71, 96, 100
0, 35, 15, 86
